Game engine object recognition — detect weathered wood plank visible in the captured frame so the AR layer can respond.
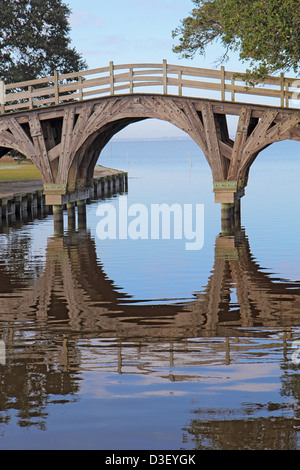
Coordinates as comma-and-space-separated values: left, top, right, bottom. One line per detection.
265, 112, 300, 142
7, 117, 35, 155
28, 114, 54, 183
227, 107, 252, 180
56, 108, 76, 183
5, 76, 55, 90
219, 141, 233, 160
184, 101, 208, 152
69, 103, 95, 156
242, 110, 278, 156
48, 143, 61, 162
200, 102, 226, 180
148, 96, 191, 134
70, 100, 114, 157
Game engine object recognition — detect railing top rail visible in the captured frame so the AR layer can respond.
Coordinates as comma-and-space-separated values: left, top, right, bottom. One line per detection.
0, 60, 299, 115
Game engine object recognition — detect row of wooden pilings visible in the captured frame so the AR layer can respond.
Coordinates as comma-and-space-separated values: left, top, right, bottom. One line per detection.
0, 190, 44, 220
0, 171, 128, 234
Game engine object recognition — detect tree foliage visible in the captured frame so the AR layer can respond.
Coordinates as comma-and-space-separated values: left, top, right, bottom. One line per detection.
0, 0, 87, 83
172, 0, 300, 81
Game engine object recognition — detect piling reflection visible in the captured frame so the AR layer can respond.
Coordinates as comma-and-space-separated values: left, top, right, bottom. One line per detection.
188, 228, 300, 335
1, 226, 299, 336
0, 221, 300, 447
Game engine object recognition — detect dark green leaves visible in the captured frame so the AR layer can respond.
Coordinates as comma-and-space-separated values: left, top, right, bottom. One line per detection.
0, 0, 87, 83
172, 0, 300, 81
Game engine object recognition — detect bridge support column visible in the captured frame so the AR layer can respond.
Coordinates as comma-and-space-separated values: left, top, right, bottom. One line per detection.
234, 198, 241, 226
53, 205, 64, 236
67, 202, 76, 231
213, 180, 244, 233
221, 203, 241, 234
77, 200, 87, 229
43, 184, 91, 233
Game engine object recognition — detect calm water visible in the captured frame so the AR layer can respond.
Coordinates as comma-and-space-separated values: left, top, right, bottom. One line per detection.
0, 137, 299, 450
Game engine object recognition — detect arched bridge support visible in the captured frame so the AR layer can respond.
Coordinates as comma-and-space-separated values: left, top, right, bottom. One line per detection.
0, 94, 299, 223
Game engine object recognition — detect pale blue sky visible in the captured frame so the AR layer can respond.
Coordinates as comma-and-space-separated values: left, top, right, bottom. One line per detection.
67, 0, 243, 138
68, 0, 243, 70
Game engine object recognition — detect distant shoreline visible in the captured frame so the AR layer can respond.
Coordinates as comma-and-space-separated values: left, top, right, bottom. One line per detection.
111, 136, 192, 142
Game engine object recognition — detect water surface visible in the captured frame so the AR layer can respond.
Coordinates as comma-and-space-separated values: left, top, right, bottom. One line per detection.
0, 138, 299, 450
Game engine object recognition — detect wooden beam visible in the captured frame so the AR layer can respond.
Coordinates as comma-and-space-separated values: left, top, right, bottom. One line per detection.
28, 114, 54, 183
56, 107, 76, 184
219, 141, 233, 160
227, 107, 252, 180
265, 112, 300, 143
200, 102, 226, 180
242, 110, 278, 156
182, 101, 208, 156
4, 117, 40, 166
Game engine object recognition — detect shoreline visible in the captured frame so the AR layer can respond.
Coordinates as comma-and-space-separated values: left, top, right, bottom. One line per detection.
0, 165, 127, 220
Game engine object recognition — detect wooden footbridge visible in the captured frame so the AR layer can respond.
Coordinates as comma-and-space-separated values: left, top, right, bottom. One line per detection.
0, 61, 299, 220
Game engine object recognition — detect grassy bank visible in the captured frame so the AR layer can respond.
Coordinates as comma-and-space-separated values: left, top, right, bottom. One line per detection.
0, 162, 42, 181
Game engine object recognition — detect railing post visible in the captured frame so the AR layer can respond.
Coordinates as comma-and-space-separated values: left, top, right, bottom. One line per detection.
28, 85, 33, 109
163, 59, 167, 94
54, 71, 59, 105
231, 77, 235, 102
129, 67, 133, 94
78, 76, 83, 101
280, 72, 285, 108
285, 80, 289, 108
221, 66, 225, 101
178, 70, 182, 96
109, 61, 114, 95
0, 80, 5, 114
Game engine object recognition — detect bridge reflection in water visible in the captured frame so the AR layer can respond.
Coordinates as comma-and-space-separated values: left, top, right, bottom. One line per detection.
0, 221, 300, 447
1, 223, 299, 353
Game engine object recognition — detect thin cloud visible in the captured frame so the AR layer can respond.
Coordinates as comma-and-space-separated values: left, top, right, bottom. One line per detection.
70, 11, 104, 28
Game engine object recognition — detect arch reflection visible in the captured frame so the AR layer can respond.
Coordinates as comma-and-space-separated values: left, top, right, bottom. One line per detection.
0, 226, 299, 337
0, 224, 299, 436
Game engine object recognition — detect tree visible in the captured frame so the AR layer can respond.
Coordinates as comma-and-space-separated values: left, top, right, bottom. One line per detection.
172, 0, 300, 82
0, 0, 87, 84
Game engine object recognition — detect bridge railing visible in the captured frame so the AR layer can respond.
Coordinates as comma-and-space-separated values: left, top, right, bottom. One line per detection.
0, 60, 299, 114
